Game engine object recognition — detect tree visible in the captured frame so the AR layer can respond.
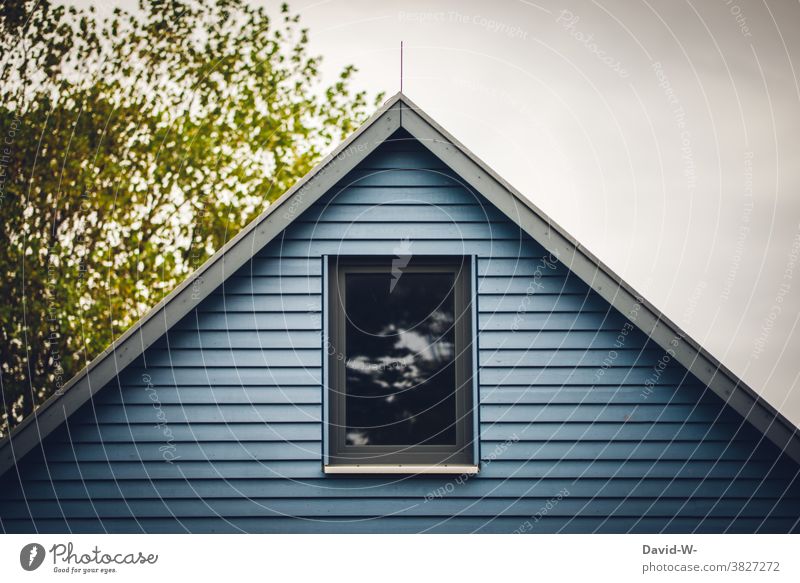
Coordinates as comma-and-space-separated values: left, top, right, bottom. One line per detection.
0, 0, 383, 436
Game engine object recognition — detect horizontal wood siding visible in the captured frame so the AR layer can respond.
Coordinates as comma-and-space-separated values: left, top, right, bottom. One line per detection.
2, 130, 799, 533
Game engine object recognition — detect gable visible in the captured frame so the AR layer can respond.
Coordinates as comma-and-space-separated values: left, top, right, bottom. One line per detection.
2, 130, 800, 533
0, 95, 800, 488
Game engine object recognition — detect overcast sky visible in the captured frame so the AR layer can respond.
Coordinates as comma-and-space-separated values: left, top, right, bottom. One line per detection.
85, 0, 800, 426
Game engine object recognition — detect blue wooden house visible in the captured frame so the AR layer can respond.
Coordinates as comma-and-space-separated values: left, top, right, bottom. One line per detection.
1, 94, 799, 533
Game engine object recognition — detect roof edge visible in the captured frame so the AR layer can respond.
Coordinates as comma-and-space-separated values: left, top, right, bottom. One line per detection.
1, 91, 798, 478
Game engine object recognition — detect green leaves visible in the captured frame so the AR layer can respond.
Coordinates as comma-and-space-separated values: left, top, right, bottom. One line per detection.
0, 0, 383, 435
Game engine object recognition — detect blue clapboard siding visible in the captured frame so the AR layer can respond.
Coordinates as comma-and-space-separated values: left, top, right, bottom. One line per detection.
2, 129, 800, 534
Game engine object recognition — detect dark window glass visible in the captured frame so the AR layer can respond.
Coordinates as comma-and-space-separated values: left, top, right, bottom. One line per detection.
344, 272, 456, 446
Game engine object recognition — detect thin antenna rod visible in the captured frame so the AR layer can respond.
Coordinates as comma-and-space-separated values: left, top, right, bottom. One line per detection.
400, 41, 404, 93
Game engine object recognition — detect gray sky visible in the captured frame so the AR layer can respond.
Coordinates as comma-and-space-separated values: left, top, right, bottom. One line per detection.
89, 0, 800, 426
290, 0, 800, 427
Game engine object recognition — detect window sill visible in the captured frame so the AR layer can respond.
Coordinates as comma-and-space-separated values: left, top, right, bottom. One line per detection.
324, 464, 479, 475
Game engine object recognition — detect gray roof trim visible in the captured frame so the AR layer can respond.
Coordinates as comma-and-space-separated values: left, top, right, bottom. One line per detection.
1, 92, 798, 478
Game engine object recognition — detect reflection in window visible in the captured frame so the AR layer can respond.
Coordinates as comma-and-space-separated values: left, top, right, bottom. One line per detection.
344, 272, 456, 446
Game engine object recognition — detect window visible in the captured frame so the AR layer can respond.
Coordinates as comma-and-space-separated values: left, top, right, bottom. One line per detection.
325, 256, 476, 473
